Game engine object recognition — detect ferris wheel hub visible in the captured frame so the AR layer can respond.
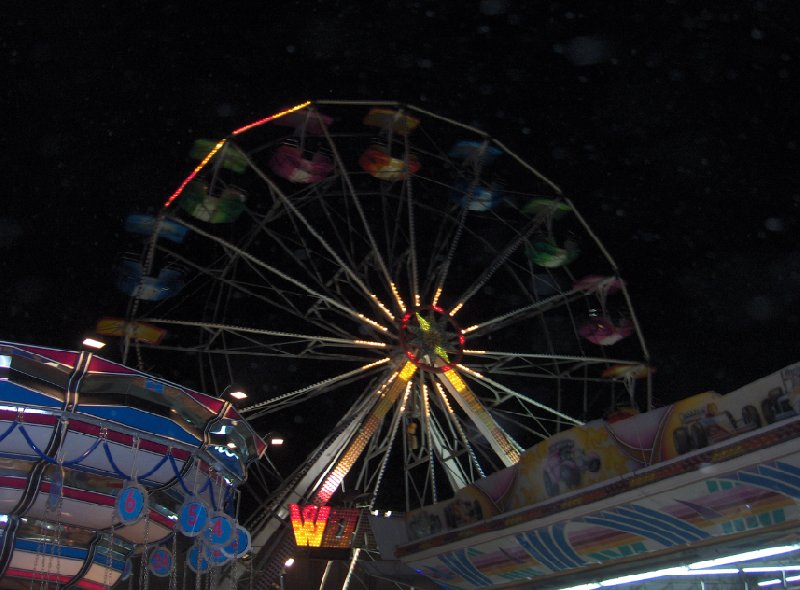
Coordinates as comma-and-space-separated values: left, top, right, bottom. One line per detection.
398, 305, 465, 373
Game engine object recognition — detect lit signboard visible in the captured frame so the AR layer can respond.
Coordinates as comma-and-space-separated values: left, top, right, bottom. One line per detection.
289, 504, 361, 549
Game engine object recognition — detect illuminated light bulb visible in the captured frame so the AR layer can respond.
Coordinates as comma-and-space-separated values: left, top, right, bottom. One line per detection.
284, 558, 295, 568
231, 101, 312, 136
164, 140, 227, 207
164, 101, 311, 208
434, 382, 455, 414
357, 314, 389, 332
414, 293, 421, 307
289, 504, 330, 548
228, 390, 247, 400
462, 349, 486, 354
82, 337, 106, 350
442, 369, 466, 393
760, 575, 800, 587
449, 302, 464, 317
390, 283, 406, 313
463, 324, 479, 334
398, 362, 417, 381
689, 545, 800, 569
456, 364, 484, 379
432, 287, 442, 307
352, 340, 387, 348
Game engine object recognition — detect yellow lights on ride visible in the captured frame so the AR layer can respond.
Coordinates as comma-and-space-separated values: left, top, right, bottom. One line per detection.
441, 367, 519, 464
432, 287, 443, 307
164, 101, 312, 208
290, 504, 330, 548
398, 360, 417, 381
369, 293, 394, 321
356, 313, 389, 333
442, 368, 467, 393
351, 339, 387, 348
390, 282, 407, 314
448, 302, 464, 317
314, 361, 417, 505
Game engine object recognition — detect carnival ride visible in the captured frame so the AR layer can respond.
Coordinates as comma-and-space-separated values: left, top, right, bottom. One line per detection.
0, 341, 265, 589
99, 100, 653, 588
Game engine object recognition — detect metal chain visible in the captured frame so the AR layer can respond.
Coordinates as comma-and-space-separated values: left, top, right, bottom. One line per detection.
169, 531, 178, 590
34, 513, 47, 590
140, 512, 151, 590
103, 514, 117, 589
195, 545, 203, 590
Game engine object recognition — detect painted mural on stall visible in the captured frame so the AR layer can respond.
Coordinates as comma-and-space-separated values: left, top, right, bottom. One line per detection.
399, 362, 800, 590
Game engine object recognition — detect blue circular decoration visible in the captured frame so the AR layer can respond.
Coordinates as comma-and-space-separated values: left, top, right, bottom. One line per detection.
187, 543, 210, 574
178, 499, 209, 537
205, 513, 234, 546
206, 544, 232, 567
148, 546, 173, 577
115, 484, 148, 525
222, 525, 251, 558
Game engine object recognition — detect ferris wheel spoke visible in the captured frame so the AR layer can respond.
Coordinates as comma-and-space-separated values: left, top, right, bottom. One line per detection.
430, 379, 486, 479
312, 361, 418, 505
243, 358, 392, 418
154, 242, 357, 340
174, 218, 391, 336
450, 212, 549, 316
461, 349, 640, 381
462, 285, 585, 338
455, 363, 583, 427
353, 388, 410, 504
139, 318, 387, 356
245, 156, 397, 323
318, 119, 407, 315
436, 368, 520, 466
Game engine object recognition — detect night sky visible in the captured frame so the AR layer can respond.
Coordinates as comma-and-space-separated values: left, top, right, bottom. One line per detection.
3, 1, 798, 414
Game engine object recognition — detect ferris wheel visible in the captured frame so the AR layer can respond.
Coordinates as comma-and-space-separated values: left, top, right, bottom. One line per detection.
109, 100, 650, 587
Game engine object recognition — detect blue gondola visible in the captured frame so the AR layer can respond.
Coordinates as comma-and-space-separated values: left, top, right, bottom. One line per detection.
115, 258, 185, 301
124, 214, 189, 243
448, 140, 503, 163
451, 181, 504, 211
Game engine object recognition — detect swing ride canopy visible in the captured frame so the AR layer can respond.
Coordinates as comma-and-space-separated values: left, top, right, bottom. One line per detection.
0, 341, 265, 588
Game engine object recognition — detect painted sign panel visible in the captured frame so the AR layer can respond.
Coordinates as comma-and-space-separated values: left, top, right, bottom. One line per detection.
397, 362, 800, 589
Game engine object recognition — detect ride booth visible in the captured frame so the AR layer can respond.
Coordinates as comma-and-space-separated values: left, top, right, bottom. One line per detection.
0, 341, 266, 588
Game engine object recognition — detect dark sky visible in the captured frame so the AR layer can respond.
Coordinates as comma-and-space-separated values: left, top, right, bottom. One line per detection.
2, 1, 798, 409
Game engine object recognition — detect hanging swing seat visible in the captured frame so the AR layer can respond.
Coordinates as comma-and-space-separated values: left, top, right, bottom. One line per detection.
526, 239, 579, 268
448, 140, 503, 163
96, 317, 168, 345
521, 198, 572, 218
359, 144, 421, 181
179, 181, 246, 224
115, 258, 185, 301
363, 108, 420, 135
269, 143, 335, 183
579, 316, 633, 346
451, 181, 503, 211
124, 213, 188, 243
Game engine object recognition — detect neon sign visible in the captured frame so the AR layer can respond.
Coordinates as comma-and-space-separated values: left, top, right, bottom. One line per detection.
289, 504, 361, 549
